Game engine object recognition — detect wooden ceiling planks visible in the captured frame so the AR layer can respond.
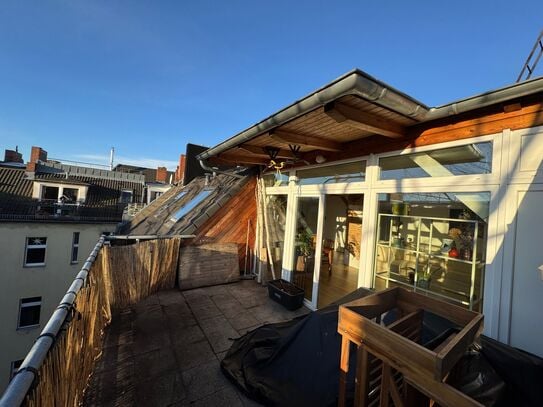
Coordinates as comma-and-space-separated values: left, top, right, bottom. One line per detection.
212, 93, 418, 163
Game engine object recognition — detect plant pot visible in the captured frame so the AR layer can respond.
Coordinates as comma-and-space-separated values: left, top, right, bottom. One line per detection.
268, 279, 305, 310
417, 278, 431, 290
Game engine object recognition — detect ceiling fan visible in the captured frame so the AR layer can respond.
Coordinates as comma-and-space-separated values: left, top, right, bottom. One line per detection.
263, 145, 310, 174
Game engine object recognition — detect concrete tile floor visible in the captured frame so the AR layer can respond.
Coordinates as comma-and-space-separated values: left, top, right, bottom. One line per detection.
84, 280, 310, 406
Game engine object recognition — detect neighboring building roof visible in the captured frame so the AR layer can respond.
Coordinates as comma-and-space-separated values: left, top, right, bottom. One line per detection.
0, 165, 33, 197
113, 164, 174, 184
124, 170, 253, 236
0, 161, 145, 222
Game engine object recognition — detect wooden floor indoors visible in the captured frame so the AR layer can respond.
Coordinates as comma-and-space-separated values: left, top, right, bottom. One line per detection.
317, 254, 359, 308
293, 251, 359, 308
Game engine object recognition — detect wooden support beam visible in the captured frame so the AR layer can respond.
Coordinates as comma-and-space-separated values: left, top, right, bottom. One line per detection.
214, 153, 268, 165
269, 129, 343, 152
324, 101, 406, 139
236, 145, 294, 159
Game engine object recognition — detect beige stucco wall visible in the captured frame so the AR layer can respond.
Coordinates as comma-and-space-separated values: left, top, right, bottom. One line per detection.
0, 222, 117, 392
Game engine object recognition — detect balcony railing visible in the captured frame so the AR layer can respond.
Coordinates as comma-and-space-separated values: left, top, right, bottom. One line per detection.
0, 200, 127, 222
0, 236, 184, 406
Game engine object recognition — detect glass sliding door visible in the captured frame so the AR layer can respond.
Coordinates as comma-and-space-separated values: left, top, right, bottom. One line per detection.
265, 195, 288, 280
291, 197, 320, 302
317, 194, 363, 308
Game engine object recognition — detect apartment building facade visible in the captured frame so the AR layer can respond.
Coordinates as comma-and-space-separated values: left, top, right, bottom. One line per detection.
0, 146, 144, 391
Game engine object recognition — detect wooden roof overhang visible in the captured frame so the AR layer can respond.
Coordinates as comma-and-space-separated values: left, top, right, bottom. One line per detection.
208, 94, 420, 167
200, 70, 543, 169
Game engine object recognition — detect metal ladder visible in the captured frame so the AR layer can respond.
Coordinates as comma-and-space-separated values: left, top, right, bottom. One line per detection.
517, 30, 543, 82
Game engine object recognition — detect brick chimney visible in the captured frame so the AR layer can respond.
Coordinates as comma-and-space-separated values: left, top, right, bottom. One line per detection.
26, 146, 47, 174
156, 166, 168, 183
30, 146, 47, 163
175, 154, 186, 184
4, 147, 23, 163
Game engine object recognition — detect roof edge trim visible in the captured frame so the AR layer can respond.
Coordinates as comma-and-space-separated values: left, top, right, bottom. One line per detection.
197, 69, 429, 160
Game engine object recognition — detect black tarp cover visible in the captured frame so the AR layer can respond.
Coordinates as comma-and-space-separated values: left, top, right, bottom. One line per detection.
221, 289, 543, 406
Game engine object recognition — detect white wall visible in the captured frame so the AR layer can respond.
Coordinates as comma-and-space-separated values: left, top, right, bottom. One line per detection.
0, 222, 116, 391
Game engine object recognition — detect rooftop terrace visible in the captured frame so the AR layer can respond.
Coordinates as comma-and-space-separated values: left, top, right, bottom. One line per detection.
84, 281, 308, 406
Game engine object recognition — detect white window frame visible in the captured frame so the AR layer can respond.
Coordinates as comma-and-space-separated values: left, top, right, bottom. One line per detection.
268, 131, 505, 336
24, 237, 47, 267
17, 297, 42, 329
71, 232, 80, 264
374, 134, 500, 188
33, 181, 87, 203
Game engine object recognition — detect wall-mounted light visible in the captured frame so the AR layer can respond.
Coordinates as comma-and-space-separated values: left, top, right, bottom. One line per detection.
315, 155, 326, 164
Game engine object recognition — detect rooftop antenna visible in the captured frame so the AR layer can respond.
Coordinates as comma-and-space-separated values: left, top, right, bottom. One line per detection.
109, 147, 115, 170
517, 30, 543, 82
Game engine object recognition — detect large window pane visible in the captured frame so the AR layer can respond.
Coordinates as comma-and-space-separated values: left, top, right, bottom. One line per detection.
265, 195, 288, 279
297, 161, 366, 185
317, 194, 363, 308
292, 197, 320, 301
373, 192, 489, 311
379, 142, 492, 180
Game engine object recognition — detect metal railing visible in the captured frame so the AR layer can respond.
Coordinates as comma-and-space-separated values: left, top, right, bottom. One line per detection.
0, 201, 126, 222
0, 237, 106, 407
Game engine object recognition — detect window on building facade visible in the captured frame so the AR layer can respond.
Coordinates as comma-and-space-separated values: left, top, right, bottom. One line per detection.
10, 359, 23, 380
62, 188, 79, 202
71, 232, 80, 263
119, 190, 133, 204
42, 185, 59, 200
296, 160, 366, 185
379, 142, 493, 180
24, 237, 47, 266
18, 297, 41, 328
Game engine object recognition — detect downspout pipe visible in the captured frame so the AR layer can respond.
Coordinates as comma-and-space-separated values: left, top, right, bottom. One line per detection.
199, 158, 245, 179
0, 236, 106, 407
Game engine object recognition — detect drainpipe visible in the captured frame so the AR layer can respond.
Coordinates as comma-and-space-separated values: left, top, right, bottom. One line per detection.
199, 159, 244, 179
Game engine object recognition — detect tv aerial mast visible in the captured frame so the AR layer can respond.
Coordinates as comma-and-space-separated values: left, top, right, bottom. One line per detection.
517, 30, 543, 82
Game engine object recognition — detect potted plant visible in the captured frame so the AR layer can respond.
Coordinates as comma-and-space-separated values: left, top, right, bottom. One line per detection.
295, 229, 314, 273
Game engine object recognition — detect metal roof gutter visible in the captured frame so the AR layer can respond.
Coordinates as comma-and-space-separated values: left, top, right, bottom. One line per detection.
197, 71, 543, 161
196, 69, 429, 160
425, 75, 543, 120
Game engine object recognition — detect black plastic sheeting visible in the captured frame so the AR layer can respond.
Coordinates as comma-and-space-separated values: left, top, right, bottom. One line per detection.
221, 289, 543, 407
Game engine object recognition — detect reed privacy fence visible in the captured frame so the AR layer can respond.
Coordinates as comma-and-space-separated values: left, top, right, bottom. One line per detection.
0, 237, 183, 407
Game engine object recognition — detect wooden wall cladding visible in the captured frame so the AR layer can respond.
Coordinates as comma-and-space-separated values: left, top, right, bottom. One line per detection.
191, 177, 257, 272
303, 99, 543, 163
178, 243, 240, 290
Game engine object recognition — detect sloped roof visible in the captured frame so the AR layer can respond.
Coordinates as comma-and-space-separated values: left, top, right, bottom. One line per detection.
0, 165, 32, 197
124, 171, 253, 236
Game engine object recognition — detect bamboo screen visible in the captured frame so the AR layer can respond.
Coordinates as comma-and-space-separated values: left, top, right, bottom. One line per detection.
24, 238, 181, 407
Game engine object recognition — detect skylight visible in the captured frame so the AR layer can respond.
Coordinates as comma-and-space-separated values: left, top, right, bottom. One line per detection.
169, 189, 213, 223
173, 191, 187, 201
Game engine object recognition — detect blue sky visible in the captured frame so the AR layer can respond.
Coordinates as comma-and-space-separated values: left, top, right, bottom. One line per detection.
0, 1, 541, 170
